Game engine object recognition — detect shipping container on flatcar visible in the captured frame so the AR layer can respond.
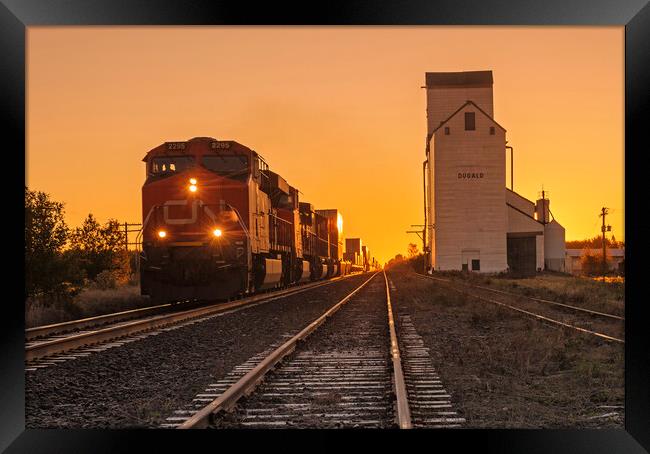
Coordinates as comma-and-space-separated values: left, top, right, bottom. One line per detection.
315, 209, 346, 277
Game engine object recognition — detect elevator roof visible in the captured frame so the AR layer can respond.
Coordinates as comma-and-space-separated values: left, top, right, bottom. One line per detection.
425, 71, 493, 88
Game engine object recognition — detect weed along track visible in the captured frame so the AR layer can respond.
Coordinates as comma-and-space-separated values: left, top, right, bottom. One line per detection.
387, 264, 624, 428
415, 273, 624, 343
172, 271, 464, 429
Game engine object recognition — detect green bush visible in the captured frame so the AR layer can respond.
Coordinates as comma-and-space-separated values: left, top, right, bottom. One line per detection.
25, 187, 133, 301
25, 187, 69, 296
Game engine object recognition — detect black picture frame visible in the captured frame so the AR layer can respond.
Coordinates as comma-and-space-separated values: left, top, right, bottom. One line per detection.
3, 1, 649, 452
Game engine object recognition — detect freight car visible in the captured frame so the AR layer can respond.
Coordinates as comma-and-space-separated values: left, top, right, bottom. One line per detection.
139, 137, 350, 303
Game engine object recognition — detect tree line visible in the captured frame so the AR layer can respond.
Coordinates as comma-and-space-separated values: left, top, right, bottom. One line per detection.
25, 187, 132, 299
566, 235, 624, 249
385, 243, 420, 269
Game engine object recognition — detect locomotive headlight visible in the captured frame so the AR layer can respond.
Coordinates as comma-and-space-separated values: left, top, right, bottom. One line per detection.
189, 184, 198, 192
189, 178, 197, 185
158, 230, 167, 238
189, 178, 198, 192
213, 228, 223, 237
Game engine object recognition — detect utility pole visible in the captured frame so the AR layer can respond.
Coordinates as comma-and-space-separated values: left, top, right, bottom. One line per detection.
407, 224, 434, 274
407, 225, 426, 273
599, 207, 611, 278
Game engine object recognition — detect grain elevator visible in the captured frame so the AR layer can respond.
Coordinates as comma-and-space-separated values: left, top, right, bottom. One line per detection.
424, 70, 566, 275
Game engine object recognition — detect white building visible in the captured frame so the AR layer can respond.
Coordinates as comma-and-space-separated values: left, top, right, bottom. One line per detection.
565, 248, 625, 275
425, 71, 566, 275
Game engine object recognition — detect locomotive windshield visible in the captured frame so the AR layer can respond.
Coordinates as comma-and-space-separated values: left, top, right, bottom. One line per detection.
203, 155, 249, 180
150, 156, 195, 175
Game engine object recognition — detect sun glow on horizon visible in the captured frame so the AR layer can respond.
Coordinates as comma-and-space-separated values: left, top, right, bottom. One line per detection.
26, 27, 623, 264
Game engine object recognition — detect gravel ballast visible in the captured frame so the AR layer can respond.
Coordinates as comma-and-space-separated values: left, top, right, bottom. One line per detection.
212, 272, 394, 428
26, 273, 371, 428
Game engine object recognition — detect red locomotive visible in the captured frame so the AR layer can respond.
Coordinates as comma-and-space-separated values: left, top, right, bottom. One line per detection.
140, 137, 350, 302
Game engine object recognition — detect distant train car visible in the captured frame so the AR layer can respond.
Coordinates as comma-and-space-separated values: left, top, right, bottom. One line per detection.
139, 137, 347, 303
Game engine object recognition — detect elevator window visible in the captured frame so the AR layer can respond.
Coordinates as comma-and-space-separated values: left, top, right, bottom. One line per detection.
465, 112, 476, 130
444, 127, 450, 135
490, 126, 495, 135
471, 259, 480, 271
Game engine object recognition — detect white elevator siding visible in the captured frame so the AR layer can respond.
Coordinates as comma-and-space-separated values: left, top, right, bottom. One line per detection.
506, 189, 536, 216
431, 104, 507, 272
426, 87, 494, 135
424, 71, 568, 274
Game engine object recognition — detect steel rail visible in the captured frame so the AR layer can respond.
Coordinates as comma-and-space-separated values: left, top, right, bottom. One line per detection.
383, 271, 412, 429
416, 274, 624, 344
26, 302, 178, 341
28, 280, 339, 341
26, 273, 361, 362
29, 274, 359, 341
178, 271, 380, 429
470, 282, 624, 321
421, 274, 623, 321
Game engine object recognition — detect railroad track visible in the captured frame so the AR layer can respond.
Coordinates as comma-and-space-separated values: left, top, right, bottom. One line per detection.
168, 271, 464, 429
459, 279, 623, 321
415, 273, 624, 344
26, 300, 201, 342
25, 274, 361, 368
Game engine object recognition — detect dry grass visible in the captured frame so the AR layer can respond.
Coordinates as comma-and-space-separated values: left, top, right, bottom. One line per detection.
493, 274, 623, 316
447, 302, 622, 427
25, 284, 151, 328
390, 264, 624, 428
436, 270, 624, 316
25, 300, 73, 328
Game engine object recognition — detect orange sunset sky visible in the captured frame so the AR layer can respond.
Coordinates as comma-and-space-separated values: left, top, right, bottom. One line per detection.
26, 27, 624, 264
